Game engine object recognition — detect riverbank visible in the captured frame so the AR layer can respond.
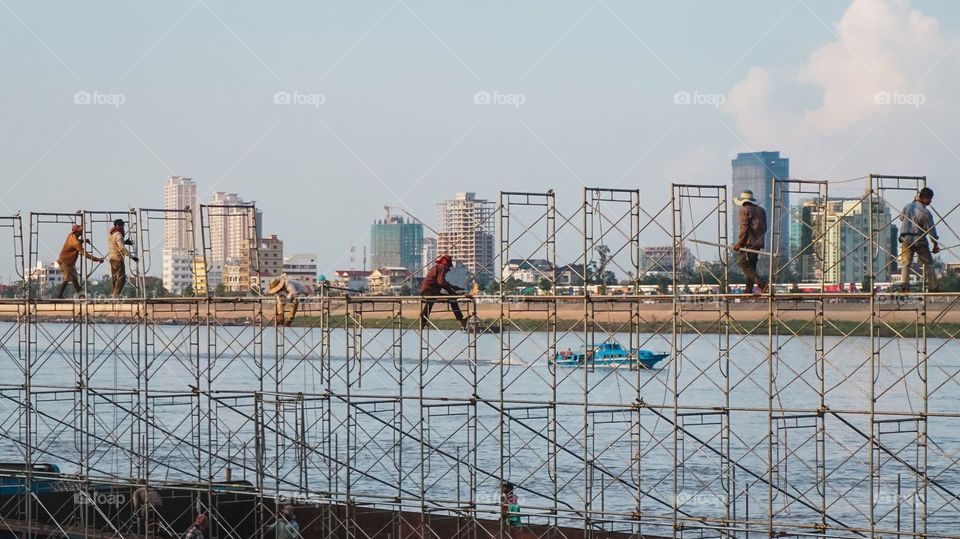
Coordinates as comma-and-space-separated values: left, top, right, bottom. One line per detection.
2, 299, 956, 338
293, 314, 957, 338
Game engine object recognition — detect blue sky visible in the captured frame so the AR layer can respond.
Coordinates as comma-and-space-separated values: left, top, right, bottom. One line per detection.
2, 0, 959, 279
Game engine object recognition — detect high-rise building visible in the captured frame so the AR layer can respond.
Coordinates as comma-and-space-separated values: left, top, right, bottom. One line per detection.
205, 192, 265, 293
731, 151, 790, 262
421, 236, 437, 276
791, 196, 896, 284
256, 234, 284, 290
164, 176, 197, 249
437, 193, 495, 284
789, 200, 819, 281
370, 215, 424, 273
208, 192, 259, 269
823, 196, 896, 285
163, 177, 197, 294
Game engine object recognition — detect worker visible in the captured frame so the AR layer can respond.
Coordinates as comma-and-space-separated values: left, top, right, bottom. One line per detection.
500, 481, 521, 527
183, 513, 207, 539
56, 224, 103, 299
268, 274, 312, 326
132, 478, 163, 537
107, 219, 138, 297
265, 505, 300, 539
899, 187, 940, 292
419, 254, 467, 330
732, 190, 768, 295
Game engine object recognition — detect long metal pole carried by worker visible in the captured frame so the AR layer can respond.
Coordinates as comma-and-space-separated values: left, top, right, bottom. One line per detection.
688, 238, 771, 256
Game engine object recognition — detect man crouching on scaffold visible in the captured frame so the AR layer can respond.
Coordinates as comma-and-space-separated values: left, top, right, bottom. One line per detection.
267, 274, 313, 326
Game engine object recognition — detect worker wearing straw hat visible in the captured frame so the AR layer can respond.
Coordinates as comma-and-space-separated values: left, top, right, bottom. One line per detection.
732, 190, 768, 294
268, 273, 312, 326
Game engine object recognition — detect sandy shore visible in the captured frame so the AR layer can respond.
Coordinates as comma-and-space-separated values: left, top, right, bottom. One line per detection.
1, 296, 955, 325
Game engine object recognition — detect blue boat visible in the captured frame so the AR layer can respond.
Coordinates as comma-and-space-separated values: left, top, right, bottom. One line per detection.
552, 340, 668, 369
0, 463, 72, 496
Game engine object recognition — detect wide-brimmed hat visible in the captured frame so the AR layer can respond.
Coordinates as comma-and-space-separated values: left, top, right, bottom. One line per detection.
267, 276, 285, 294
734, 190, 758, 206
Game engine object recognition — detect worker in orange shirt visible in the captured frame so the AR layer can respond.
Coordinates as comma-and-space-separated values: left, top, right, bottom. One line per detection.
56, 225, 104, 299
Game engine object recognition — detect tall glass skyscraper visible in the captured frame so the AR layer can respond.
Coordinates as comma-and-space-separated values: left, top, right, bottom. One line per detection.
370, 216, 424, 273
731, 151, 790, 262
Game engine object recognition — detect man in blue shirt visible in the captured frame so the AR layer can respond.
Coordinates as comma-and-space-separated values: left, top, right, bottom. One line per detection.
899, 187, 941, 292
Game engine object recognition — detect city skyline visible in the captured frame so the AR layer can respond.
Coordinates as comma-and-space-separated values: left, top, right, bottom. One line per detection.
1, 0, 958, 279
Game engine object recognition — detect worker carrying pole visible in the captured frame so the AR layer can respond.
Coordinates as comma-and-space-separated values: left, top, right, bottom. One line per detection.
731, 190, 769, 295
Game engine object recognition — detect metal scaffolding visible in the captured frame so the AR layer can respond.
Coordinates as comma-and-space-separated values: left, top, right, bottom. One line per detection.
0, 177, 959, 538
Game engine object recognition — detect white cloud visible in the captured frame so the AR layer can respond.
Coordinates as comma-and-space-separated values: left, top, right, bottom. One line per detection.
724, 0, 951, 146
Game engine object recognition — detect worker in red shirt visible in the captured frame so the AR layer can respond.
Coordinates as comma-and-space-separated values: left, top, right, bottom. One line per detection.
419, 254, 467, 330
56, 224, 104, 299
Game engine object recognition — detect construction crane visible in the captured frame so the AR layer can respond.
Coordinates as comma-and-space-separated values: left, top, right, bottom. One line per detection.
383, 206, 439, 236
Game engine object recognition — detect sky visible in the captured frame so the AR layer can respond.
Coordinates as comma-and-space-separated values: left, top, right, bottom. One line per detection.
2, 0, 959, 280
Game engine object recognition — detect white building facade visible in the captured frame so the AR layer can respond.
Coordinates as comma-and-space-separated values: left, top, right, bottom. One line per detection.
163, 176, 198, 294
284, 254, 318, 287
436, 193, 495, 283
161, 250, 195, 295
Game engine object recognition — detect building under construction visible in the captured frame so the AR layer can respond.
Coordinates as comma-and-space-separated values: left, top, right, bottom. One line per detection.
436, 192, 495, 284
0, 175, 957, 538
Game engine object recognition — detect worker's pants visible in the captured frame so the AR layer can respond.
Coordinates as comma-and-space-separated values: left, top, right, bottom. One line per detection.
57, 264, 81, 298
420, 293, 464, 323
737, 251, 766, 294
900, 237, 938, 291
110, 258, 127, 297
275, 296, 299, 325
